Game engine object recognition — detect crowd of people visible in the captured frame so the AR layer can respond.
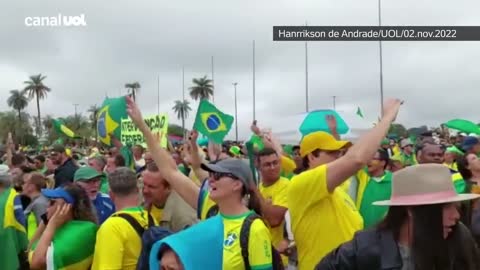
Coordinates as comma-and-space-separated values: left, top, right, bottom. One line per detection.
1, 96, 480, 270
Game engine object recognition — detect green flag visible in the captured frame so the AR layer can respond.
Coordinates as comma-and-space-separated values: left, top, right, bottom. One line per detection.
30, 220, 97, 270
248, 134, 264, 151
97, 96, 128, 146
52, 119, 81, 139
356, 107, 364, 118
245, 141, 258, 185
53, 137, 64, 146
0, 188, 28, 270
193, 100, 234, 144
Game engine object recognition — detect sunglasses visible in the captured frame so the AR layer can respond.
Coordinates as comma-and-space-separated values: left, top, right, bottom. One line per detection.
209, 172, 239, 181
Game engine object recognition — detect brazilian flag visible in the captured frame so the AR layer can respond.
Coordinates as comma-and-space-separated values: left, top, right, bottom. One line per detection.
0, 188, 28, 270
29, 220, 97, 269
193, 100, 234, 144
52, 119, 81, 139
97, 96, 128, 146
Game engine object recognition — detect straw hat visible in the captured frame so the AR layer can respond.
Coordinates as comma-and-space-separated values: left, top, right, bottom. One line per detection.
373, 164, 480, 206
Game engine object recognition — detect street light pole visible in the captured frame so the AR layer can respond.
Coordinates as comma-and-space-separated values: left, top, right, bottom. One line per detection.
73, 103, 79, 129
378, 0, 384, 117
233, 82, 239, 142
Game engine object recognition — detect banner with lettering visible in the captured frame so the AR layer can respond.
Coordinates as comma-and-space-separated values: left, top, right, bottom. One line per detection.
121, 114, 169, 148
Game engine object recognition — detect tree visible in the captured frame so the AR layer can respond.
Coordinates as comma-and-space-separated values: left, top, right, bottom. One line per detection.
0, 111, 35, 145
125, 82, 141, 102
23, 74, 51, 136
7, 90, 29, 122
189, 76, 213, 101
168, 124, 187, 137
88, 105, 99, 141
7, 90, 29, 144
389, 123, 408, 138
172, 100, 191, 137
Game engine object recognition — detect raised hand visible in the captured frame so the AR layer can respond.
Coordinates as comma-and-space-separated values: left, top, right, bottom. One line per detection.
189, 130, 199, 142
382, 99, 403, 122
326, 115, 337, 134
48, 202, 71, 229
126, 96, 144, 125
153, 131, 164, 142
250, 120, 261, 135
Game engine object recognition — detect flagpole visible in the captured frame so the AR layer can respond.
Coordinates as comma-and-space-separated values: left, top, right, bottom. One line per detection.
378, 0, 384, 117
211, 56, 215, 103
182, 66, 185, 101
305, 21, 309, 113
233, 82, 239, 142
182, 66, 186, 139
253, 40, 256, 122
332, 96, 336, 110
157, 75, 160, 116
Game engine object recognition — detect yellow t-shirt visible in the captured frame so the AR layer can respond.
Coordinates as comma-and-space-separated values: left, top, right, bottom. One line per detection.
288, 164, 363, 270
92, 207, 156, 270
444, 162, 458, 172
198, 179, 218, 220
280, 155, 296, 175
222, 211, 273, 270
259, 177, 289, 248
150, 204, 163, 223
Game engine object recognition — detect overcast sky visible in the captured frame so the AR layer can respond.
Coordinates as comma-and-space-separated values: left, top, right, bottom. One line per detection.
1, 0, 479, 140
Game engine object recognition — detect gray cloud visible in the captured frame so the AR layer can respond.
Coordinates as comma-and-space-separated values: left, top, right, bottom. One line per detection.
1, 0, 480, 141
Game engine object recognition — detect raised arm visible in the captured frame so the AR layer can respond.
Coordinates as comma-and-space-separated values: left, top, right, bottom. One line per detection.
325, 99, 402, 193
188, 130, 209, 181
126, 97, 200, 209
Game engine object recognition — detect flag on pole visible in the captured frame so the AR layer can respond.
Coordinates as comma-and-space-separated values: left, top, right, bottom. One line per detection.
52, 119, 81, 139
97, 96, 128, 146
193, 100, 234, 144
356, 107, 364, 118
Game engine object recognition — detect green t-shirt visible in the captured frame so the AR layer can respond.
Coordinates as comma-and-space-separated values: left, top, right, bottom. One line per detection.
359, 171, 392, 228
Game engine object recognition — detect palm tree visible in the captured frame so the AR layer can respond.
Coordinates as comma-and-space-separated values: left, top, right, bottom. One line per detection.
189, 76, 214, 101
125, 82, 141, 102
88, 105, 99, 141
172, 100, 192, 137
23, 74, 51, 136
7, 89, 29, 122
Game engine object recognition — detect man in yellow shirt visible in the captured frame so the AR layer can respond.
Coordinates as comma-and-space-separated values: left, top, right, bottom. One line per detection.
92, 167, 156, 270
252, 147, 290, 265
287, 99, 402, 270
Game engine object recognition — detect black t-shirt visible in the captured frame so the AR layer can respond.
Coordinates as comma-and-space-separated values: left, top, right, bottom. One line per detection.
54, 158, 78, 187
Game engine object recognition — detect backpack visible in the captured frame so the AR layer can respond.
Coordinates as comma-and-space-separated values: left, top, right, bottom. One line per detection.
116, 213, 172, 270
240, 213, 285, 270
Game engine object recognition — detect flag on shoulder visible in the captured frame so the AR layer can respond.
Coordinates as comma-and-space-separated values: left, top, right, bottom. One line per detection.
52, 119, 81, 139
97, 96, 128, 146
29, 220, 97, 270
0, 187, 28, 270
193, 100, 234, 144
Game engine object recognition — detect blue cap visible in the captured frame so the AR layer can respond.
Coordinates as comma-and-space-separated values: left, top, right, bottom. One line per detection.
462, 136, 479, 151
41, 187, 75, 204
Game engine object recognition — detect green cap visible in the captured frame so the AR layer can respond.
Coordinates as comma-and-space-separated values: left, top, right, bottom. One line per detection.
381, 138, 390, 145
74, 166, 103, 182
446, 146, 464, 156
229, 146, 241, 156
